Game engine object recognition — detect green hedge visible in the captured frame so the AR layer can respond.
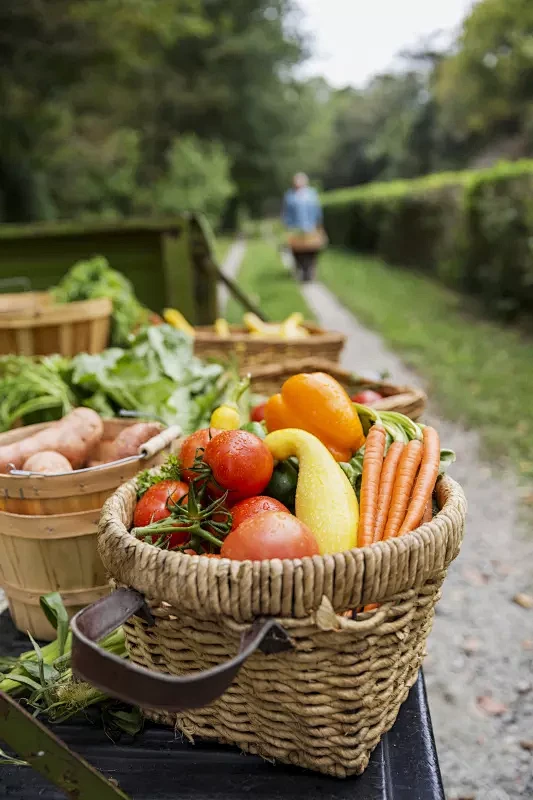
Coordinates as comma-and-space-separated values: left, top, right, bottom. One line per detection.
322, 160, 533, 319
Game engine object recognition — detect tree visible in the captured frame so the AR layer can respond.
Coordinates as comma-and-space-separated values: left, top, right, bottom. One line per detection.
434, 0, 533, 142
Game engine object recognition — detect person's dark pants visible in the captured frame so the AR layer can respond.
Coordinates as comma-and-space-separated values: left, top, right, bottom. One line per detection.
292, 249, 319, 283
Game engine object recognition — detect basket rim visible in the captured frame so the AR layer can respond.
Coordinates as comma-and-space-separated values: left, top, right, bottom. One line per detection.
194, 323, 345, 346
0, 293, 112, 327
98, 473, 466, 621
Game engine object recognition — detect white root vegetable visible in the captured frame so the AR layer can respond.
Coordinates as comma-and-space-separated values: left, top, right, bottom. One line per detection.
0, 408, 104, 474
22, 452, 73, 475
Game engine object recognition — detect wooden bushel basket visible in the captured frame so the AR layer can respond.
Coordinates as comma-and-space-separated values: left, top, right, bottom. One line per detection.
0, 419, 180, 639
0, 292, 112, 357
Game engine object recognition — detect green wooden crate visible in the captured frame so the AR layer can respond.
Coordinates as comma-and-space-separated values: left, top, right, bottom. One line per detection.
0, 213, 218, 325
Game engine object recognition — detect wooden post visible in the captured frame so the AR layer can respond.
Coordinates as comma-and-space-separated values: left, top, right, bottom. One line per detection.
160, 222, 196, 323
188, 214, 219, 324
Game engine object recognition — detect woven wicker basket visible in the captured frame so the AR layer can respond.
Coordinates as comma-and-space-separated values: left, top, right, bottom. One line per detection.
193, 323, 345, 368
71, 473, 466, 778
0, 292, 111, 357
249, 358, 427, 421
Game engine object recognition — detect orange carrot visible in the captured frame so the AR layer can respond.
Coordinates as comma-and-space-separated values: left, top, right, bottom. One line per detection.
422, 501, 432, 524
383, 439, 423, 540
398, 427, 440, 536
358, 425, 387, 547
372, 441, 405, 543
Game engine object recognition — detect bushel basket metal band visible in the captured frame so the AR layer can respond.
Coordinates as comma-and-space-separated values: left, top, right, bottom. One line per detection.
72, 473, 466, 778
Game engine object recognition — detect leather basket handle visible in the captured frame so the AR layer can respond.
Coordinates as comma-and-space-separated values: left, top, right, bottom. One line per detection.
70, 589, 293, 711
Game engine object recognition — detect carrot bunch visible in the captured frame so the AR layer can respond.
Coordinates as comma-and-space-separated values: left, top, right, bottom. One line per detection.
358, 424, 441, 548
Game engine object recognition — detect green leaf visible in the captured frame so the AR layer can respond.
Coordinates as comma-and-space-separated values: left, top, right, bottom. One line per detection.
40, 593, 69, 657
107, 707, 143, 736
2, 672, 43, 692
0, 747, 27, 767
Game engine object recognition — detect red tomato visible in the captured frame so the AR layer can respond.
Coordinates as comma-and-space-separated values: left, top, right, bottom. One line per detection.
179, 428, 222, 483
133, 480, 190, 548
230, 496, 289, 531
203, 430, 274, 503
251, 402, 267, 423
351, 390, 383, 405
221, 511, 319, 561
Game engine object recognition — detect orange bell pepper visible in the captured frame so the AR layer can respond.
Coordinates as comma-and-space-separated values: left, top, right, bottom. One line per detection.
264, 372, 365, 462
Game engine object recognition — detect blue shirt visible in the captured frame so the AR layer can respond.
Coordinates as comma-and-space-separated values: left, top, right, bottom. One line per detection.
282, 187, 323, 232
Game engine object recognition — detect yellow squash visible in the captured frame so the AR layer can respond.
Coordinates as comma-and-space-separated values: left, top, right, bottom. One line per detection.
264, 428, 359, 554
163, 308, 195, 336
214, 318, 231, 336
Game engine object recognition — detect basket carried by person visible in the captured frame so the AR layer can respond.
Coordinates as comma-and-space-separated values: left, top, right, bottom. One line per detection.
70, 372, 464, 779
249, 358, 427, 420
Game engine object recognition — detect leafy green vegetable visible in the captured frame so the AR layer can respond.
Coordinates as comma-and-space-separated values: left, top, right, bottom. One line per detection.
51, 255, 150, 346
137, 454, 181, 498
0, 325, 244, 434
0, 355, 74, 431
68, 325, 235, 432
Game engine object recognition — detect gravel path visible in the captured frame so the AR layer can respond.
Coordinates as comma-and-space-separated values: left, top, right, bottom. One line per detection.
303, 281, 533, 800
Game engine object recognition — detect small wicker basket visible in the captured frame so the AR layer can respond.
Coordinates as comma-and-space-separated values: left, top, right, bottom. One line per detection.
248, 358, 427, 420
0, 292, 111, 357
71, 473, 466, 778
193, 323, 345, 368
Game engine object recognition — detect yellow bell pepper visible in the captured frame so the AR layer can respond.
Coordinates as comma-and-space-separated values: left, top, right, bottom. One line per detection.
264, 428, 359, 554
163, 308, 195, 336
210, 404, 240, 430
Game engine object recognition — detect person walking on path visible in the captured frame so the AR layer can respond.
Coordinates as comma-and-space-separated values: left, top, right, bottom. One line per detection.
281, 172, 326, 283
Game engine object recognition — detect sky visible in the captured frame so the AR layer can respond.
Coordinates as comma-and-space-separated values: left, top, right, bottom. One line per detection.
297, 0, 477, 88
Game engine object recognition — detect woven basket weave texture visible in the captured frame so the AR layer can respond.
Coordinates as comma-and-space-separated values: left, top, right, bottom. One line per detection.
98, 474, 466, 777
193, 324, 345, 368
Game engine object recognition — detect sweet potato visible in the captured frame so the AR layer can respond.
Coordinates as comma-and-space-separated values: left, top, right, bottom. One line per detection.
113, 422, 163, 460
0, 408, 104, 474
92, 440, 120, 464
23, 452, 73, 475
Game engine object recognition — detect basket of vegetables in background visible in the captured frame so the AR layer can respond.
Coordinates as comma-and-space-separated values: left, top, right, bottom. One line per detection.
248, 357, 427, 420
0, 255, 155, 358
164, 307, 346, 368
69, 368, 466, 779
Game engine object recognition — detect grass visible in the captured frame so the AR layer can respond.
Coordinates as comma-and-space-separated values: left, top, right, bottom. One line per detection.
319, 249, 533, 480
214, 236, 233, 265
226, 240, 315, 324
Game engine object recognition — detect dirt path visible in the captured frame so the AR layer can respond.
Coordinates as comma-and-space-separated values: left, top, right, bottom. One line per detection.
303, 281, 533, 800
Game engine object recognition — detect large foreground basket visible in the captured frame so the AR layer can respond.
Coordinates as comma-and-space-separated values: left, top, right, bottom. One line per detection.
71, 473, 466, 778
0, 292, 111, 356
193, 323, 345, 368
249, 358, 427, 420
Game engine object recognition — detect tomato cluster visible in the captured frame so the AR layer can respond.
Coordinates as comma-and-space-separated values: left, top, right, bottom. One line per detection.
132, 427, 319, 561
